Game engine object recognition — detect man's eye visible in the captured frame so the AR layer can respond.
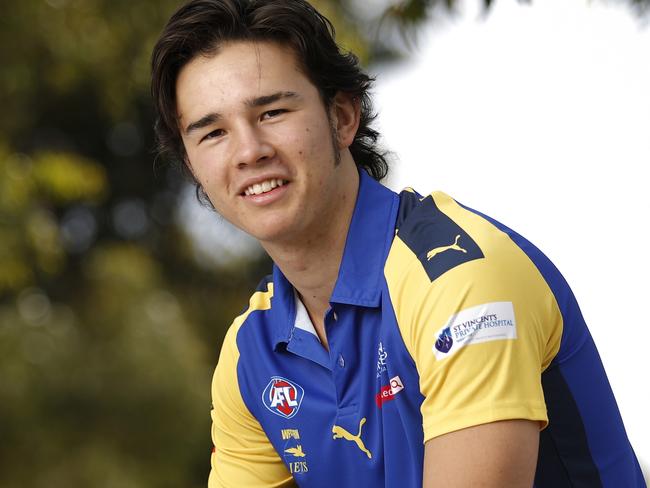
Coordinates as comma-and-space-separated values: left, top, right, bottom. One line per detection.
201, 129, 224, 143
262, 109, 286, 120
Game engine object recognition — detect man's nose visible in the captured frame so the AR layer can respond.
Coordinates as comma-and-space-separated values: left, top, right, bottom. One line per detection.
234, 125, 274, 168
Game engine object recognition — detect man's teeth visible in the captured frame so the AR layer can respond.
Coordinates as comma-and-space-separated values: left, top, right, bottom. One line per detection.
244, 179, 286, 196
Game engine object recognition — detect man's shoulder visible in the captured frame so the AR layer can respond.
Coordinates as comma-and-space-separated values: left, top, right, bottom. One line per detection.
383, 187, 563, 313
233, 273, 274, 324
221, 274, 275, 350
384, 189, 565, 378
387, 188, 510, 285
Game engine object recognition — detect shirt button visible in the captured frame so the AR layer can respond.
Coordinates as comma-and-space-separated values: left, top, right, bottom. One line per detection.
338, 354, 345, 368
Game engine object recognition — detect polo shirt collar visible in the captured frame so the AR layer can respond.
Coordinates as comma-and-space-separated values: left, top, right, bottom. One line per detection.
270, 169, 399, 347
330, 169, 399, 307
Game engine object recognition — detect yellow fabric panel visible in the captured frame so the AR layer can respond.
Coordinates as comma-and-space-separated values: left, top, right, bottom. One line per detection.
385, 192, 562, 443
209, 284, 295, 488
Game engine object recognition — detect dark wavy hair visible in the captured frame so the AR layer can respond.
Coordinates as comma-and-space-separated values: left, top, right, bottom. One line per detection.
151, 0, 388, 188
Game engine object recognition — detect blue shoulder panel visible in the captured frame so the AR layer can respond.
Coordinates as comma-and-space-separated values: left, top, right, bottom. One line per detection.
396, 192, 484, 282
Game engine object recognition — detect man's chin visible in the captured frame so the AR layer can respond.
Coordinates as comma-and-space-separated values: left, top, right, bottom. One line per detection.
246, 223, 295, 247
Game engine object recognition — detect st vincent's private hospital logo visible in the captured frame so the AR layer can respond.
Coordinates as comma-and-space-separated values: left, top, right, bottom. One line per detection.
262, 376, 305, 419
433, 301, 517, 360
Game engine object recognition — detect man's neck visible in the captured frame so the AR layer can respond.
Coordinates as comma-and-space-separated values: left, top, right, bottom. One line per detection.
268, 238, 344, 348
263, 164, 360, 349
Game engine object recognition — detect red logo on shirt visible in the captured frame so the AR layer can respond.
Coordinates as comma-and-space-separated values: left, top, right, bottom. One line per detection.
375, 376, 405, 408
263, 376, 304, 419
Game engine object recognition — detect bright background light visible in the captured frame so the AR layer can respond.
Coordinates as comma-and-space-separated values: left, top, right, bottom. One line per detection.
375, 0, 650, 466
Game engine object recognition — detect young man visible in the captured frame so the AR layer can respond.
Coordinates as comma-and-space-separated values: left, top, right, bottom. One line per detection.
151, 1, 645, 486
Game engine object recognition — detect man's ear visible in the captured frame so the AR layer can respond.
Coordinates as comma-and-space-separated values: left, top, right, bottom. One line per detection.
331, 92, 361, 149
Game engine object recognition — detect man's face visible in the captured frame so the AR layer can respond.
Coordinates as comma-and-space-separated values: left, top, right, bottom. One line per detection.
176, 41, 357, 246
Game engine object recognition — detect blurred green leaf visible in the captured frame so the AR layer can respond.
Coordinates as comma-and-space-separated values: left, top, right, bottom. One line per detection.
32, 152, 107, 204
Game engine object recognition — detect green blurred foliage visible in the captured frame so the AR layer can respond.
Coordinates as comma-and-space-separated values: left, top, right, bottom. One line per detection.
0, 0, 370, 486
0, 147, 107, 292
1, 0, 648, 486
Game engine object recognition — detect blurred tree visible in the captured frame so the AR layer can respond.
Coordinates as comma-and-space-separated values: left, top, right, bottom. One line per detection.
381, 0, 650, 26
0, 1, 366, 486
0, 0, 647, 486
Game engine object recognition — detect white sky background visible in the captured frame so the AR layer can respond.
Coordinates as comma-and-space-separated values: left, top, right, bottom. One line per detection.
374, 0, 650, 466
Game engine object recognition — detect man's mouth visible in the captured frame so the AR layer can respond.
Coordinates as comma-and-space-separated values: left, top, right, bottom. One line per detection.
244, 178, 287, 196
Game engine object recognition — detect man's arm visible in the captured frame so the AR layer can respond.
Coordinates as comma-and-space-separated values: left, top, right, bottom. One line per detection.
423, 420, 539, 488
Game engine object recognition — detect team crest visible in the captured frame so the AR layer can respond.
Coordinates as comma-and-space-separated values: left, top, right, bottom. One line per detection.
263, 376, 304, 419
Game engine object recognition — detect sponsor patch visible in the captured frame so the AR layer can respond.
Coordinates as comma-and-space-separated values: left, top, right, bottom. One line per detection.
281, 428, 309, 474
375, 375, 405, 407
433, 301, 517, 360
376, 341, 388, 378
262, 376, 304, 419
281, 429, 300, 440
288, 461, 309, 474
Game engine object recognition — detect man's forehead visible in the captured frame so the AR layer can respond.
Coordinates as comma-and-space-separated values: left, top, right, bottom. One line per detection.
175, 41, 308, 119
179, 41, 304, 90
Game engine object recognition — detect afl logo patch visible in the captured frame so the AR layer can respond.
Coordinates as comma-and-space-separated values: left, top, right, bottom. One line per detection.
262, 376, 304, 419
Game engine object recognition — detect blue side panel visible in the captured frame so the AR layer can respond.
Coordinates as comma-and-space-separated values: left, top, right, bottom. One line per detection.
458, 202, 645, 488
536, 361, 603, 487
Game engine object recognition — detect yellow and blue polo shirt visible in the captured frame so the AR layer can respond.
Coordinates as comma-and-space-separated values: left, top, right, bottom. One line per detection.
209, 170, 644, 487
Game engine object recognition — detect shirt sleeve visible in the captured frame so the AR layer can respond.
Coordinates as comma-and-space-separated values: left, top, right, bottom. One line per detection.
385, 192, 562, 443
209, 324, 294, 488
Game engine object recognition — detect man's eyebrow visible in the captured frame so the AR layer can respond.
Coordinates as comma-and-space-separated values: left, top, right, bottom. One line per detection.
246, 91, 300, 108
185, 112, 221, 135
184, 92, 299, 135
